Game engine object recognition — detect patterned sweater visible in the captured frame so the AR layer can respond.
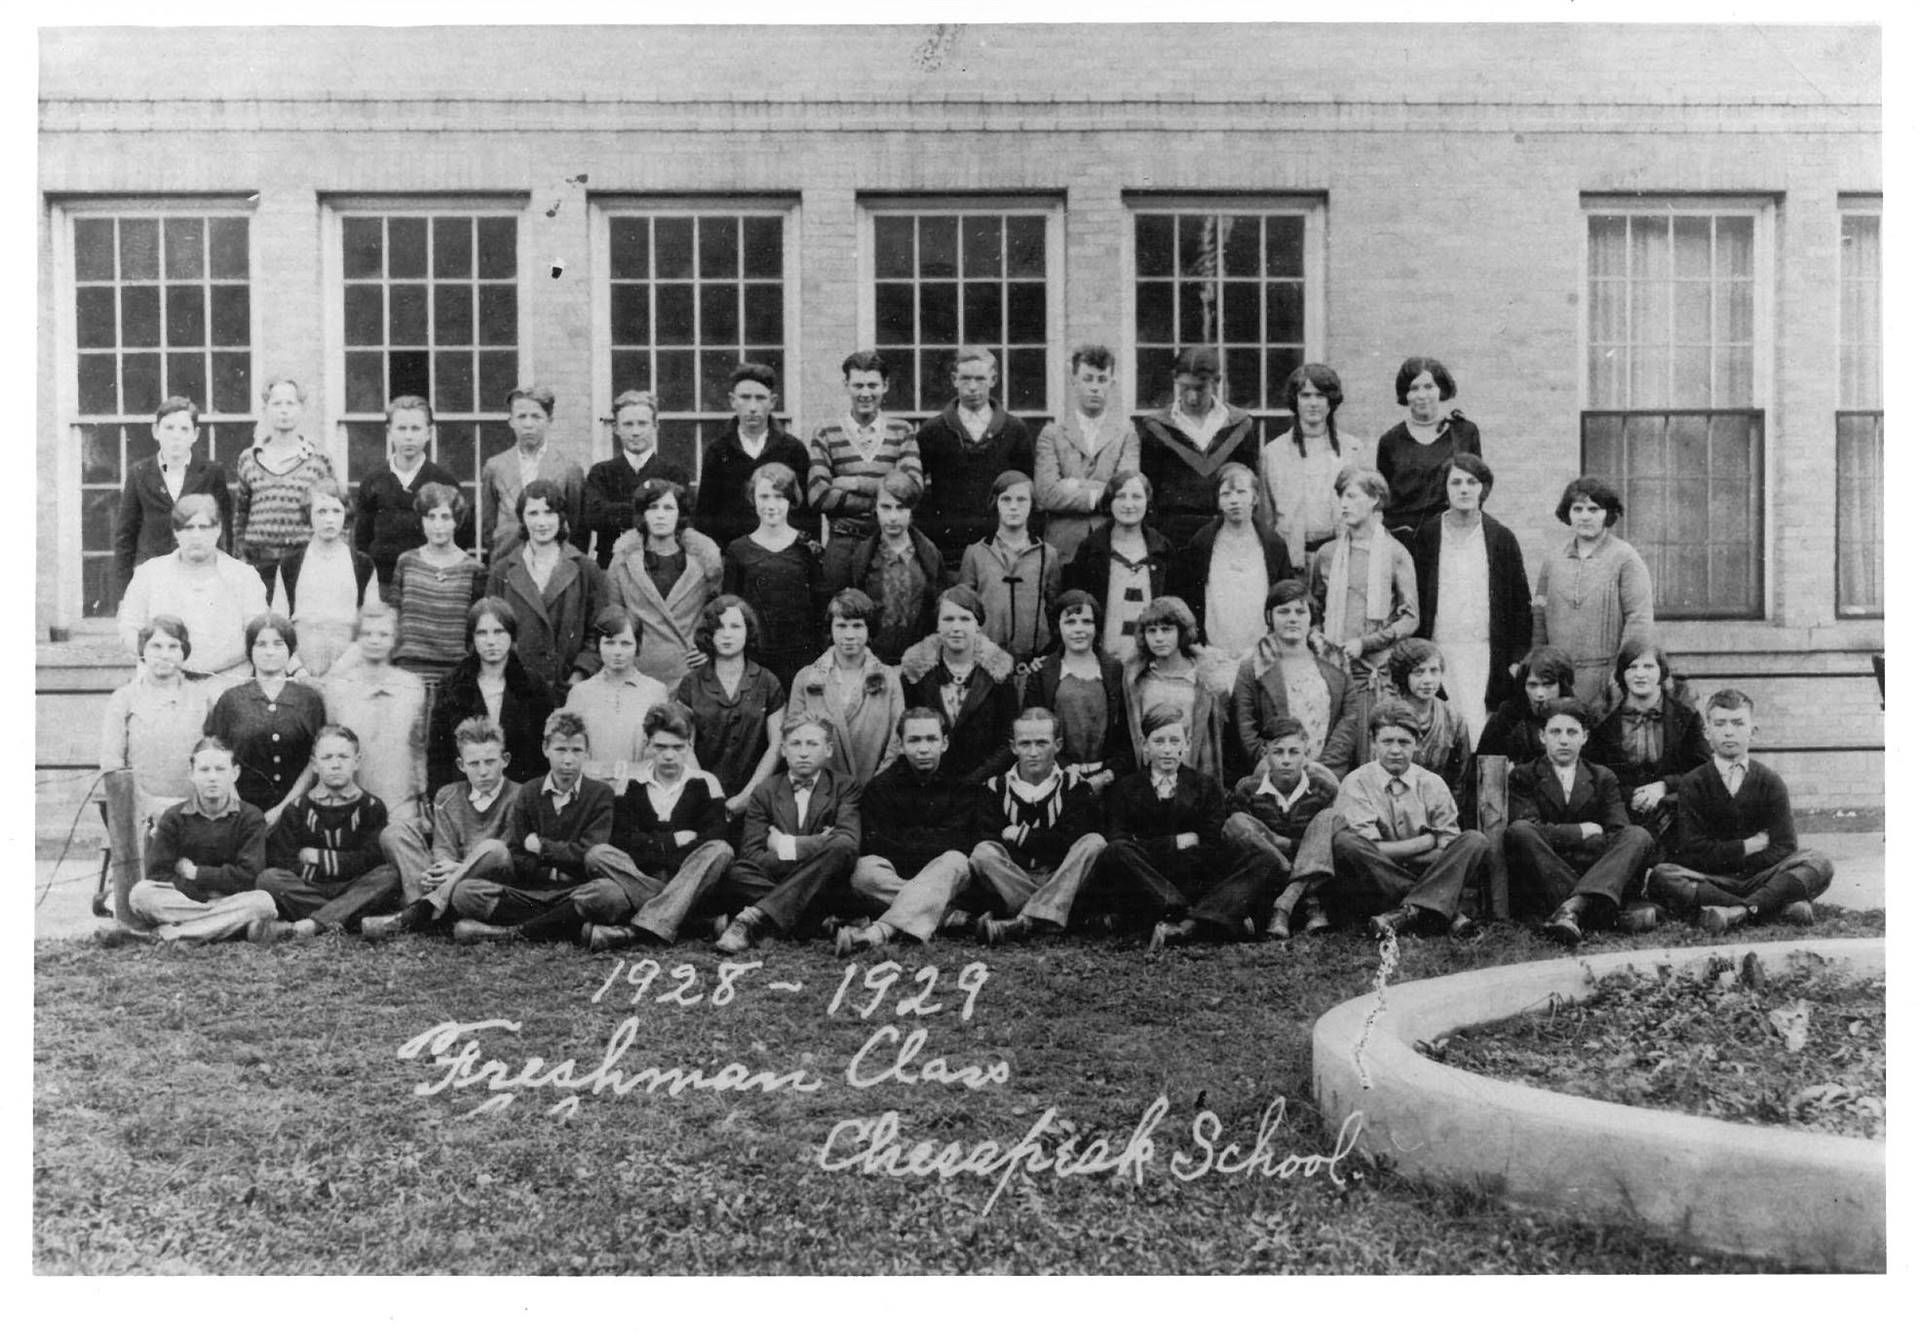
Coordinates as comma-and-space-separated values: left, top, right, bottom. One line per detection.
232, 439, 338, 564
265, 789, 390, 882
806, 418, 921, 535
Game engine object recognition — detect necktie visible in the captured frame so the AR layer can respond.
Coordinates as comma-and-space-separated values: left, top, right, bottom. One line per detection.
1725, 762, 1745, 797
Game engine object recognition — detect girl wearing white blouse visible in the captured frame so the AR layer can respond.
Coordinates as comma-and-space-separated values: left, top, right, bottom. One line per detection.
271, 477, 380, 679
1261, 363, 1354, 570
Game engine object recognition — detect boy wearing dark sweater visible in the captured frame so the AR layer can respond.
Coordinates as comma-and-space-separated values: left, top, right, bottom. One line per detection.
1642, 689, 1833, 934
575, 703, 735, 950
352, 396, 466, 587
970, 707, 1109, 943
446, 711, 614, 940
693, 364, 815, 550
1221, 720, 1337, 939
96, 737, 278, 947
915, 347, 1034, 567
835, 708, 978, 955
257, 724, 401, 936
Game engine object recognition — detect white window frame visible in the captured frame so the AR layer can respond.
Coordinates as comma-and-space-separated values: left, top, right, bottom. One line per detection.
855, 195, 1066, 425
1119, 195, 1328, 422
1836, 194, 1882, 619
1578, 194, 1777, 621
320, 195, 532, 541
590, 197, 802, 481
50, 195, 261, 622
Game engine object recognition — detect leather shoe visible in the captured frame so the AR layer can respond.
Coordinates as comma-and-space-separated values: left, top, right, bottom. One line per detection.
1302, 902, 1332, 935
1542, 905, 1582, 947
1263, 904, 1291, 941
1778, 901, 1815, 928
585, 925, 636, 953
1698, 905, 1750, 934
1149, 919, 1195, 953
1617, 904, 1660, 933
1369, 905, 1423, 940
452, 919, 517, 945
977, 916, 1031, 946
715, 918, 757, 955
1447, 913, 1483, 942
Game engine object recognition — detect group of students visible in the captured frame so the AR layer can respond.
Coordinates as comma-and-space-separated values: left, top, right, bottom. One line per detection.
94, 342, 1834, 951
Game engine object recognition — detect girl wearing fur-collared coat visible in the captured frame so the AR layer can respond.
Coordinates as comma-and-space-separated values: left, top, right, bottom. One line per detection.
1120, 595, 1239, 784
897, 587, 1019, 787
787, 590, 907, 786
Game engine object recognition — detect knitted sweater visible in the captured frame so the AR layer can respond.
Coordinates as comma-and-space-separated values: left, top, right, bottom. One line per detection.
806, 417, 921, 535
266, 789, 389, 882
144, 798, 268, 902
977, 766, 1104, 872
504, 777, 615, 887
232, 439, 337, 564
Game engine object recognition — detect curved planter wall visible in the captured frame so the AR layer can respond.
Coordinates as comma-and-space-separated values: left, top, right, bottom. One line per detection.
1311, 938, 1885, 1271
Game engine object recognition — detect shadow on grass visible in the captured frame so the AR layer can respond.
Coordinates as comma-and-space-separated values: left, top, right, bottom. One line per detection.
34, 905, 1882, 1274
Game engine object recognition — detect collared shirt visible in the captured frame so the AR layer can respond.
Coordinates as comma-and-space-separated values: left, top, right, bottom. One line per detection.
843, 415, 883, 462
322, 664, 426, 818
1254, 771, 1312, 812
645, 771, 690, 822
308, 783, 364, 807
1552, 761, 1579, 802
1334, 760, 1460, 848
159, 458, 187, 500
467, 782, 506, 813
1714, 755, 1747, 796
1150, 767, 1180, 800
190, 792, 239, 821
1006, 766, 1064, 805
516, 445, 548, 489
789, 772, 818, 827
958, 402, 993, 441
541, 773, 581, 812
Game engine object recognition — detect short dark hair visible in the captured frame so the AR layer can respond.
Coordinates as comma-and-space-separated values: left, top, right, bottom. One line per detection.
898, 705, 948, 739
1134, 596, 1198, 658
1265, 578, 1312, 617
507, 384, 556, 416
245, 611, 298, 661
153, 395, 199, 427
1555, 476, 1625, 527
1171, 346, 1220, 380
1706, 688, 1756, 717
592, 605, 643, 648
1394, 356, 1457, 405
466, 596, 519, 649
695, 594, 760, 661
1387, 638, 1444, 693
414, 481, 468, 521
1070, 344, 1114, 374
1541, 698, 1590, 729
191, 735, 236, 763
841, 349, 890, 380
1012, 705, 1063, 742
543, 710, 590, 745
1140, 702, 1188, 739
137, 614, 192, 660
1369, 702, 1421, 739
1053, 588, 1101, 628
746, 460, 802, 510
936, 585, 987, 625
990, 470, 1033, 501
643, 701, 696, 744
1446, 451, 1494, 501
1265, 717, 1310, 749
826, 587, 878, 630
633, 478, 688, 532
1613, 638, 1671, 695
517, 478, 572, 542
877, 467, 923, 508
731, 362, 778, 393
1520, 645, 1576, 694
1103, 469, 1153, 512
1284, 363, 1344, 416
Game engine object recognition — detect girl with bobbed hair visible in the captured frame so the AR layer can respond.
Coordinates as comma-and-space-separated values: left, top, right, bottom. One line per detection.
673, 593, 788, 819
1376, 355, 1483, 541
425, 597, 555, 796
1409, 451, 1532, 745
1262, 363, 1353, 567
1589, 637, 1711, 851
1532, 474, 1654, 712
1306, 463, 1418, 688
1384, 637, 1474, 810
271, 475, 379, 678
205, 612, 327, 825
484, 477, 609, 694
563, 605, 671, 786
102, 614, 216, 834
1120, 594, 1237, 782
787, 588, 907, 786
116, 493, 268, 681
1062, 469, 1175, 665
723, 460, 827, 690
604, 476, 722, 691
1177, 460, 1292, 660
384, 481, 487, 692
897, 586, 1019, 786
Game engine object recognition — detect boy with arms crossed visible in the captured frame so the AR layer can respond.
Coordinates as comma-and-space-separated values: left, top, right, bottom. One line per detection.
969, 707, 1109, 945
256, 724, 401, 937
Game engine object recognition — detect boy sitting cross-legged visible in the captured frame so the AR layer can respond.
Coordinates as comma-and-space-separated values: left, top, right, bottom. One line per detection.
255, 724, 402, 938
713, 715, 861, 956
1640, 689, 1834, 935
969, 706, 1109, 945
363, 717, 520, 939
444, 711, 614, 943
1221, 719, 1337, 941
95, 737, 279, 947
575, 702, 736, 952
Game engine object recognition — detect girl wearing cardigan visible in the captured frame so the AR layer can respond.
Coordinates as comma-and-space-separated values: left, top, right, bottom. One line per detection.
603, 477, 723, 693
1120, 595, 1238, 784
1260, 363, 1353, 570
787, 589, 907, 787
1063, 470, 1175, 666
1177, 461, 1292, 660
1307, 464, 1419, 690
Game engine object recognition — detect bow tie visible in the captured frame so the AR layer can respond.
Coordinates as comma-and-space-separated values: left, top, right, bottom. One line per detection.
789, 775, 817, 794
1626, 706, 1663, 725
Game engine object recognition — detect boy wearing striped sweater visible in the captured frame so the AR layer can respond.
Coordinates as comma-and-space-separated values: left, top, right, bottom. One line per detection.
256, 724, 401, 937
808, 349, 922, 591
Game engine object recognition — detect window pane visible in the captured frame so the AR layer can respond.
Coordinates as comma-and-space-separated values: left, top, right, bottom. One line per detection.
434, 349, 476, 414
699, 284, 739, 345
119, 219, 159, 281
698, 216, 739, 279
1136, 215, 1174, 278
1136, 281, 1173, 345
655, 350, 695, 412
1178, 215, 1210, 278
1837, 412, 1883, 615
75, 287, 115, 348
700, 350, 737, 414
342, 217, 383, 279
208, 217, 249, 280
436, 421, 476, 481
743, 216, 782, 279
122, 353, 160, 414
743, 283, 782, 345
962, 282, 1002, 344
344, 284, 383, 347
611, 351, 649, 396
1223, 216, 1261, 276
210, 284, 250, 347
80, 423, 123, 485
345, 350, 385, 413
962, 215, 1002, 278
165, 351, 207, 407
476, 218, 517, 279
1265, 347, 1303, 409
78, 353, 118, 414
347, 420, 388, 486
611, 285, 650, 346
1006, 282, 1046, 346
1222, 282, 1260, 343
74, 218, 115, 281
433, 283, 474, 345
655, 284, 694, 344
477, 284, 517, 345
1715, 216, 1753, 278
918, 216, 958, 278
655, 218, 693, 279
609, 217, 650, 280
1265, 215, 1304, 277
1673, 217, 1711, 278
477, 351, 517, 412
165, 285, 206, 346
1006, 216, 1046, 279
1629, 216, 1670, 282
433, 217, 474, 279
388, 218, 428, 278
163, 218, 205, 280
389, 283, 429, 345
211, 353, 251, 414
1006, 348, 1048, 413
921, 283, 958, 345
1177, 281, 1214, 344
82, 489, 119, 550
1265, 282, 1304, 343
1224, 347, 1260, 411
918, 350, 948, 412
874, 216, 915, 279
389, 350, 430, 402
1588, 216, 1627, 279
121, 286, 160, 348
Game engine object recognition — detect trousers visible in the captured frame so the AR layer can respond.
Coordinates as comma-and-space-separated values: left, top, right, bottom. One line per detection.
258, 864, 402, 930
1645, 850, 1834, 917
843, 851, 972, 941
574, 841, 736, 942
966, 834, 1108, 928
719, 844, 857, 936
379, 824, 514, 912
1326, 828, 1490, 920
127, 881, 278, 943
1503, 823, 1655, 916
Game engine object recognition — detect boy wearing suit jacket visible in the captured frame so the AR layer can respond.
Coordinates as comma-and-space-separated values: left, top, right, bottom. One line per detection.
113, 396, 232, 593
1504, 699, 1655, 945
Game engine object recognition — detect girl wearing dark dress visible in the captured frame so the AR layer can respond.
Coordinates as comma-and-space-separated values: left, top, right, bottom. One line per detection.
722, 461, 827, 690
204, 612, 327, 827
426, 597, 556, 797
1376, 355, 1483, 541
897, 586, 1018, 787
672, 594, 787, 819
1063, 470, 1176, 667
1025, 589, 1131, 795
1590, 638, 1711, 851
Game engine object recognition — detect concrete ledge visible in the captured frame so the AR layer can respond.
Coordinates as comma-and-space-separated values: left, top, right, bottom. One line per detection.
1312, 938, 1885, 1271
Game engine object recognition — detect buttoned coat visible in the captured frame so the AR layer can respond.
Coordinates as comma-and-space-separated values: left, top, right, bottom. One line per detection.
603, 527, 723, 691
484, 542, 608, 693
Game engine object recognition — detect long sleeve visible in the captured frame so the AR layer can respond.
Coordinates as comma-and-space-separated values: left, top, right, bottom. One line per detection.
265, 804, 302, 871
352, 476, 379, 560
1229, 659, 1264, 763
112, 472, 143, 591
1508, 764, 1584, 851
542, 783, 613, 874
1593, 766, 1631, 837
794, 778, 861, 861
231, 461, 254, 554
1617, 546, 1655, 648
192, 806, 269, 899
1357, 541, 1420, 655
100, 685, 133, 772
740, 779, 775, 864
117, 565, 152, 658
429, 789, 463, 859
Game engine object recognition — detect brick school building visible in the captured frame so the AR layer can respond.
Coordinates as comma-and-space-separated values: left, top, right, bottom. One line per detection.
34, 23, 1881, 812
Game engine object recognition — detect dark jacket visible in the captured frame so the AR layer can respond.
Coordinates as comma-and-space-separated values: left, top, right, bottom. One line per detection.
1476, 696, 1551, 763
275, 544, 377, 617
604, 769, 730, 877
1027, 651, 1133, 777
1668, 759, 1799, 878
266, 790, 390, 882
1177, 517, 1293, 640
1104, 766, 1227, 866
353, 460, 466, 587
143, 799, 267, 902
114, 455, 232, 591
693, 421, 813, 549
1507, 756, 1630, 854
859, 758, 980, 876
1063, 521, 1176, 611
504, 777, 615, 887
427, 651, 556, 797
583, 451, 691, 569
897, 634, 1019, 787
1135, 408, 1264, 548
846, 525, 948, 663
1590, 692, 1712, 796
1230, 644, 1363, 774
977, 766, 1104, 871
914, 401, 1034, 559
739, 767, 862, 871
1376, 412, 1483, 535
1410, 511, 1531, 710
484, 542, 609, 692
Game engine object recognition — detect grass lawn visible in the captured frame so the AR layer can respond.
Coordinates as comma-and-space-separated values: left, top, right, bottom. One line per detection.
33, 905, 1884, 1275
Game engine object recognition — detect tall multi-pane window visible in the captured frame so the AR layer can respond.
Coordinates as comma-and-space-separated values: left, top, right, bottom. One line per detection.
336, 211, 520, 531
867, 207, 1056, 435
1130, 205, 1314, 440
72, 211, 253, 615
1837, 206, 1882, 618
1583, 203, 1769, 618
605, 210, 787, 476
